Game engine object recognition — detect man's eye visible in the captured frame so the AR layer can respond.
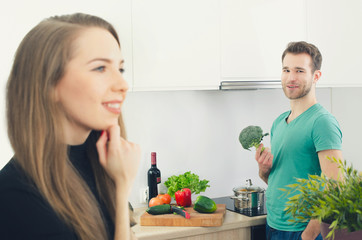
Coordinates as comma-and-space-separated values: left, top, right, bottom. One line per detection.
283, 69, 289, 72
94, 66, 105, 72
119, 68, 125, 73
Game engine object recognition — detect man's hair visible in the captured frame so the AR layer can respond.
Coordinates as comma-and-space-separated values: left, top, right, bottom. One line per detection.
282, 41, 322, 72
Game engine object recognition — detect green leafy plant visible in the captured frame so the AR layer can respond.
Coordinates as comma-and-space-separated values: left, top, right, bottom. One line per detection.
164, 171, 210, 198
280, 157, 362, 239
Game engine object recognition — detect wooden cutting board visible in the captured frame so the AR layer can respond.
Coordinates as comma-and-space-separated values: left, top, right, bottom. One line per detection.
140, 204, 226, 227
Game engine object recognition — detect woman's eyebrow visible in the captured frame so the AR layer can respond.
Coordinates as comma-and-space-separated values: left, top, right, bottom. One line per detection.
87, 58, 124, 64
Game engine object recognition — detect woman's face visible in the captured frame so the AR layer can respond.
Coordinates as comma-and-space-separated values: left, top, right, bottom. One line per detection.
55, 27, 128, 144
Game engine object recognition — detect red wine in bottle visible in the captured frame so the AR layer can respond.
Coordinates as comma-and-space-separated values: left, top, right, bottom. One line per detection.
147, 152, 161, 201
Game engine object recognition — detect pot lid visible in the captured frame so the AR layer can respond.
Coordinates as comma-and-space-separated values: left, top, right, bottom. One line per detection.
233, 179, 264, 192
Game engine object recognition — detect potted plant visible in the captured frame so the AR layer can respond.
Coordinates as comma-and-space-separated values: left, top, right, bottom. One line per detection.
281, 157, 362, 240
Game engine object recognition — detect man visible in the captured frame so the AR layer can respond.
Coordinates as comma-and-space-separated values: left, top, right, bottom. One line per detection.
256, 41, 343, 240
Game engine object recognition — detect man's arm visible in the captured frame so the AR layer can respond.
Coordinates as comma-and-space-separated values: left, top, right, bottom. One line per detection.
301, 149, 343, 239
318, 149, 343, 180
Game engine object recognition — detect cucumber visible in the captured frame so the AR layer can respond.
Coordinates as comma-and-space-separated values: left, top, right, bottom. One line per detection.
146, 204, 172, 215
193, 196, 217, 213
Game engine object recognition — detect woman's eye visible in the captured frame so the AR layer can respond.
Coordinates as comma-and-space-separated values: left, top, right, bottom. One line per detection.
94, 66, 105, 72
119, 68, 125, 73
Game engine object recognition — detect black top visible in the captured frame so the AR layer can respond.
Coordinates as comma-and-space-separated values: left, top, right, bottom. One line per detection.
0, 144, 115, 240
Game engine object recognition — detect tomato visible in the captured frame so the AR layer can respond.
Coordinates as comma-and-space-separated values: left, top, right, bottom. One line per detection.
148, 197, 164, 207
157, 193, 171, 204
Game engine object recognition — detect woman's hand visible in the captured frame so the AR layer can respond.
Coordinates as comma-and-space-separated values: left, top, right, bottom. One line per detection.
255, 143, 273, 184
96, 125, 141, 240
96, 125, 141, 192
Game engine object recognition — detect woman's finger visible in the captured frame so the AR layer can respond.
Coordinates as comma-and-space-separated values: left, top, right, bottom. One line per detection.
96, 130, 108, 167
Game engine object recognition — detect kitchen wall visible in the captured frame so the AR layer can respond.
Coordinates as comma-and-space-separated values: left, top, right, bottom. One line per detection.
122, 87, 360, 208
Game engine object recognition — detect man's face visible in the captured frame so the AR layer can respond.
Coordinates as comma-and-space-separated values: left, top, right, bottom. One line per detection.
281, 53, 319, 100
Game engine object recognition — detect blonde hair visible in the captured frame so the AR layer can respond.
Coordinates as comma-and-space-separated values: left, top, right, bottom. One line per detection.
6, 13, 126, 240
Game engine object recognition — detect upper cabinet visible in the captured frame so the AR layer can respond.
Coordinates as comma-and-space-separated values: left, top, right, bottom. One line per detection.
113, 0, 133, 89
306, 0, 362, 87
129, 0, 362, 91
220, 0, 307, 81
131, 0, 220, 91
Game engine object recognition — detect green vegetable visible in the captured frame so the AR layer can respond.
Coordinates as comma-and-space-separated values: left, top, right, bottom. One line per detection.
239, 125, 269, 152
193, 195, 217, 213
164, 171, 210, 198
146, 204, 171, 215
146, 204, 191, 219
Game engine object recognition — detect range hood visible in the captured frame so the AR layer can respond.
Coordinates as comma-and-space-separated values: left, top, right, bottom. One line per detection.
219, 80, 281, 90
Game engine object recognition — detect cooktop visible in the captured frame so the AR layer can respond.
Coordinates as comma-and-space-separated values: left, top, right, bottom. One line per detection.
212, 196, 267, 217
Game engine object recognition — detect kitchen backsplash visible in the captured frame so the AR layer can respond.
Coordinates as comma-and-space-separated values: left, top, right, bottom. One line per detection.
122, 88, 336, 207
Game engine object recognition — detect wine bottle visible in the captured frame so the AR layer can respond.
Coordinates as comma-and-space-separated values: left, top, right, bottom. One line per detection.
147, 152, 161, 201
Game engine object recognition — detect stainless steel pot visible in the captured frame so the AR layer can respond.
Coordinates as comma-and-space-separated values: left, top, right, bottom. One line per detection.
231, 179, 265, 211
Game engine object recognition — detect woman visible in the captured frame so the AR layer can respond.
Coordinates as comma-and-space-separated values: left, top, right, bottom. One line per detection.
0, 13, 140, 240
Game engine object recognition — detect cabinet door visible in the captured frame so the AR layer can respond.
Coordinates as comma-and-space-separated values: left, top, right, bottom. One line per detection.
113, 0, 133, 90
307, 0, 362, 87
221, 0, 307, 80
132, 0, 219, 91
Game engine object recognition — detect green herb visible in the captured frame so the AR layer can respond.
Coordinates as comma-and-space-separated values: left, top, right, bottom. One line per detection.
164, 171, 210, 198
280, 157, 362, 240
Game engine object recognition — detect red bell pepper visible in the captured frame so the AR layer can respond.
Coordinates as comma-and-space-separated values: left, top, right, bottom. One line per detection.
175, 188, 192, 207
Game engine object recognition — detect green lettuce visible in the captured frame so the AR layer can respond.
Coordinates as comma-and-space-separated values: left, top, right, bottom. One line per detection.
164, 171, 210, 198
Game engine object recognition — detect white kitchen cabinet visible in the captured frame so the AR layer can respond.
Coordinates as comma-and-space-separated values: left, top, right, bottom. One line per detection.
131, 0, 220, 91
306, 0, 362, 87
220, 0, 307, 80
112, 0, 133, 89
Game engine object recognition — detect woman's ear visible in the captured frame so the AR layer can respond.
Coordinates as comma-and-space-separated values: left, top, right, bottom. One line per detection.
313, 70, 322, 83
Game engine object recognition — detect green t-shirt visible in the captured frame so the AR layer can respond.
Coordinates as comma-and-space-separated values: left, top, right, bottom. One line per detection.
266, 103, 342, 231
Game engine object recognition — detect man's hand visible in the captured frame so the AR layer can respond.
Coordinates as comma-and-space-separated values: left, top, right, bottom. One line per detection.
301, 219, 321, 240
255, 143, 273, 184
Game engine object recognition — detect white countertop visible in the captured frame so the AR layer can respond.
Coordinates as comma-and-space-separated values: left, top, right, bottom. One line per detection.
132, 206, 266, 240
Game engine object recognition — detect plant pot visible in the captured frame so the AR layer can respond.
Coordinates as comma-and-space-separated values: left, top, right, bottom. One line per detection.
320, 222, 362, 240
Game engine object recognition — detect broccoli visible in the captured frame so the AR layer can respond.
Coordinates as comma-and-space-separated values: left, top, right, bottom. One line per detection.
239, 125, 269, 152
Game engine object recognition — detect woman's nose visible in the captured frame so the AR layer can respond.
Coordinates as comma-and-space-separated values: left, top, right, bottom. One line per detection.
113, 71, 129, 93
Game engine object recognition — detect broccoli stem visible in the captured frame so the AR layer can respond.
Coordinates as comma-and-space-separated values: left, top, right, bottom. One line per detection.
254, 144, 266, 154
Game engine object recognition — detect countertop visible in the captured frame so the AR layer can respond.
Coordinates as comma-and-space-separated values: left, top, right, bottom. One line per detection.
131, 205, 266, 240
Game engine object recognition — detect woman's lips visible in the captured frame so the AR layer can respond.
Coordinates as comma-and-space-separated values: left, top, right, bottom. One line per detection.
102, 101, 122, 114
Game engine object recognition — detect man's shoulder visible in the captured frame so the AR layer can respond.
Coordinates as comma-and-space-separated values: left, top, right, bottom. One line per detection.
311, 103, 335, 117
311, 104, 339, 126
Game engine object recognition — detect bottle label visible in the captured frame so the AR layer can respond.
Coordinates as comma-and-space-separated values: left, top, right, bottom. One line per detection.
157, 177, 161, 184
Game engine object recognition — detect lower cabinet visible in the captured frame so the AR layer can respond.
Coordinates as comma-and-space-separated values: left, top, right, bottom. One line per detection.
172, 228, 250, 240
168, 225, 267, 240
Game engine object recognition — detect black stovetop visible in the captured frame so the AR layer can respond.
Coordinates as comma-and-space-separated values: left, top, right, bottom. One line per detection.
212, 196, 267, 217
